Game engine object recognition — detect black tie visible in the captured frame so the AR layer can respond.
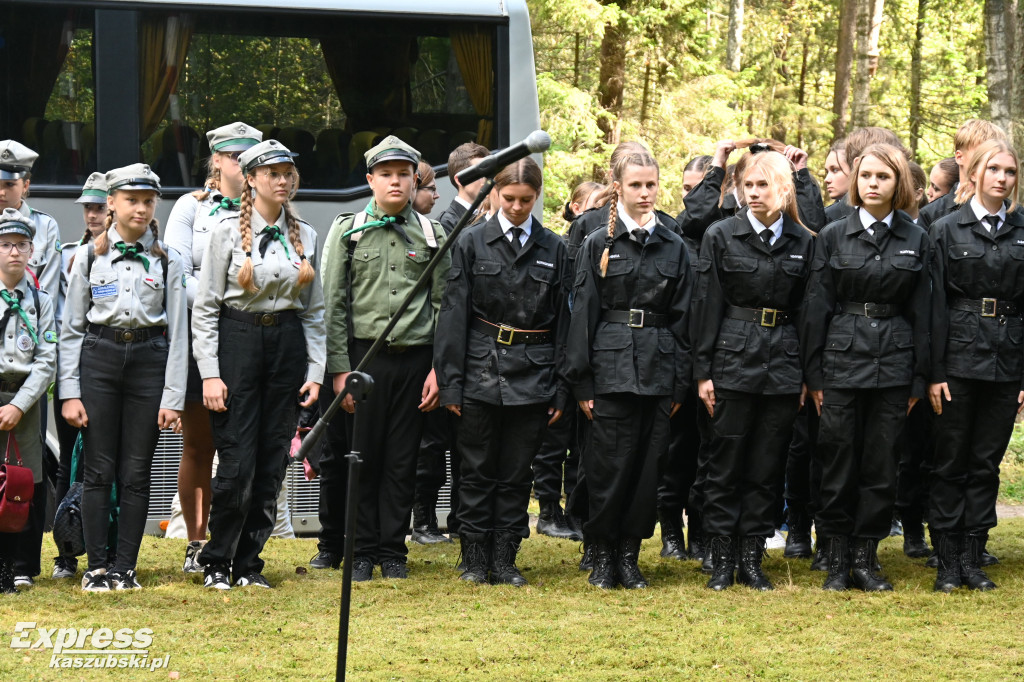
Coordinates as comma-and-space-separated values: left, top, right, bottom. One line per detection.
985, 215, 1001, 232
870, 221, 888, 241
509, 227, 523, 253
759, 229, 773, 246
631, 228, 649, 245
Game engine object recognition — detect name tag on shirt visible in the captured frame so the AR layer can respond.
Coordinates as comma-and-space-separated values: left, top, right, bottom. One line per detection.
609, 253, 622, 260
788, 254, 804, 261
91, 283, 118, 299
535, 260, 555, 269
898, 250, 918, 256
1015, 240, 1024, 246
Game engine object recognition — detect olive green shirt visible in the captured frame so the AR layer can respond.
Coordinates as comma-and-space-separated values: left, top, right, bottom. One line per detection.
322, 201, 449, 374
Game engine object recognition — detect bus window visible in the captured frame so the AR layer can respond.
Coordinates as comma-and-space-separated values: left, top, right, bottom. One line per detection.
138, 10, 494, 189
0, 4, 96, 184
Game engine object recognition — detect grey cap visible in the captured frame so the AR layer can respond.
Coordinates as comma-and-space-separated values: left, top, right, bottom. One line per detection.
105, 163, 162, 195
238, 139, 297, 176
0, 208, 35, 240
76, 172, 108, 204
0, 140, 38, 180
364, 135, 420, 170
206, 122, 263, 153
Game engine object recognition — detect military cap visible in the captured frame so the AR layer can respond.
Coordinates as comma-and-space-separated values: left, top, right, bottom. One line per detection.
105, 163, 162, 195
238, 140, 297, 176
76, 172, 108, 204
0, 207, 35, 240
0, 140, 38, 180
206, 122, 263, 154
365, 135, 420, 170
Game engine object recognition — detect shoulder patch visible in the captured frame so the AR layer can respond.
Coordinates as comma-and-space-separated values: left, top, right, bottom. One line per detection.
43, 330, 57, 343
182, 273, 187, 288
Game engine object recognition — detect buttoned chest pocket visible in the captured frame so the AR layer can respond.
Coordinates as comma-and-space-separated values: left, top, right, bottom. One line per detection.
351, 248, 381, 281
1008, 244, 1024, 261
403, 249, 431, 278
88, 268, 119, 301
780, 258, 808, 279
890, 255, 923, 272
830, 253, 866, 270
139, 273, 165, 313
526, 266, 556, 304
719, 254, 758, 289
472, 260, 503, 309
227, 251, 247, 277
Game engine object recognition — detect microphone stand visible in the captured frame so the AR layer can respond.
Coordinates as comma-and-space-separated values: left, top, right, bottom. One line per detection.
297, 176, 496, 682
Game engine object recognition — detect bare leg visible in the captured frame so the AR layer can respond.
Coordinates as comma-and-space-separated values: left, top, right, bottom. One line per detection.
178, 401, 216, 541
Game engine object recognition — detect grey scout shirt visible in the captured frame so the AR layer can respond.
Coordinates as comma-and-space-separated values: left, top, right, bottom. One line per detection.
58, 226, 188, 410
18, 200, 61, 298
192, 207, 327, 385
0, 275, 56, 414
165, 191, 236, 309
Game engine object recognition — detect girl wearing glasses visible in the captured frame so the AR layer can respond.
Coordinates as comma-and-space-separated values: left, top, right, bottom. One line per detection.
164, 123, 262, 575
413, 161, 440, 215
191, 140, 325, 590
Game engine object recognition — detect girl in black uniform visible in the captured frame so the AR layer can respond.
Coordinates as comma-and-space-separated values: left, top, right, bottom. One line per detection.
928, 139, 1023, 592
823, 139, 850, 223
566, 146, 692, 590
436, 158, 570, 586
692, 151, 815, 591
802, 143, 933, 592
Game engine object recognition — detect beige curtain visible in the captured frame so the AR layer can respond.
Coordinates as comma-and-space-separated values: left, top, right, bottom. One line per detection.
451, 27, 494, 147
139, 15, 193, 141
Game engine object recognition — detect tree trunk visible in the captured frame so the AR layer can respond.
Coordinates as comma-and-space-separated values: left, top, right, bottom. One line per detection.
597, 0, 630, 143
909, 0, 927, 158
832, 0, 857, 138
1014, 2, 1024, 144
726, 0, 744, 71
985, 0, 1014, 134
851, 0, 885, 128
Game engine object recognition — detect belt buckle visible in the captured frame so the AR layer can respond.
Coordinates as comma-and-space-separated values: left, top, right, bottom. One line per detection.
760, 308, 777, 328
863, 303, 880, 319
627, 309, 645, 328
260, 313, 276, 326
981, 298, 998, 317
120, 330, 135, 343
496, 324, 515, 345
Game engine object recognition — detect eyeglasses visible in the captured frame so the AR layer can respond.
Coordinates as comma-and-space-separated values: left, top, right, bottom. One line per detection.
257, 170, 297, 182
418, 185, 437, 193
0, 241, 31, 254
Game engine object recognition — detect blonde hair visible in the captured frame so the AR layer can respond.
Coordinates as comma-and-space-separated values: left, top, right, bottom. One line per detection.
954, 119, 1008, 154
599, 146, 659, 277
848, 143, 917, 214
591, 142, 650, 210
236, 166, 315, 292
191, 154, 222, 202
741, 152, 808, 232
95, 191, 166, 259
955, 139, 1020, 212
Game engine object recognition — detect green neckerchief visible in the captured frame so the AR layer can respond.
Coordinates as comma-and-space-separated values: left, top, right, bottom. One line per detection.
209, 196, 241, 215
0, 289, 37, 344
341, 201, 404, 239
260, 225, 290, 258
113, 242, 151, 272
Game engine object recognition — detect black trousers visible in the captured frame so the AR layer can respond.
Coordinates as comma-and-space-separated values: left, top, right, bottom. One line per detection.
315, 376, 351, 555
416, 407, 461, 532
53, 381, 83, 511
784, 406, 820, 513
583, 393, 669, 542
895, 400, 933, 528
201, 317, 304, 576
703, 390, 799, 537
566, 413, 590, 523
457, 400, 548, 538
349, 342, 432, 564
815, 386, 910, 540
930, 377, 1019, 532
687, 405, 714, 515
79, 333, 167, 572
532, 406, 579, 502
658, 391, 700, 512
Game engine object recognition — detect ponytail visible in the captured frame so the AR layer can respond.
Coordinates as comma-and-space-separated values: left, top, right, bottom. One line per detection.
284, 200, 315, 288
149, 220, 166, 259
93, 209, 114, 256
237, 187, 257, 292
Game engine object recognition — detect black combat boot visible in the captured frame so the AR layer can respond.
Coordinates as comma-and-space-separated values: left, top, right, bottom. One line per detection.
411, 500, 451, 544
822, 535, 850, 591
783, 506, 813, 559
902, 518, 930, 558
810, 537, 829, 571
0, 559, 15, 594
616, 537, 649, 589
536, 499, 579, 540
578, 541, 595, 571
490, 532, 528, 587
705, 536, 735, 591
658, 508, 687, 560
960, 530, 997, 591
686, 510, 706, 561
925, 527, 939, 568
588, 540, 616, 589
978, 529, 999, 567
736, 535, 773, 591
458, 532, 490, 584
850, 537, 892, 591
932, 532, 961, 593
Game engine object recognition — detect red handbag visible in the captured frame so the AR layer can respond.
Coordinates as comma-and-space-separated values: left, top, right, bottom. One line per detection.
0, 433, 34, 533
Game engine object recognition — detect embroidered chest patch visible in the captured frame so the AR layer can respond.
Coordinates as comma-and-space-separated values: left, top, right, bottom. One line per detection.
91, 283, 118, 299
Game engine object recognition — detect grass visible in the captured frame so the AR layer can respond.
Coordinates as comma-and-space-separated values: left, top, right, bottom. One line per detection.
2, 516, 1024, 681
1000, 421, 1024, 504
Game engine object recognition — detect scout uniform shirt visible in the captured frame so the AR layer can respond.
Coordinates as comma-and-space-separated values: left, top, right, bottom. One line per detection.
58, 226, 188, 411
322, 201, 449, 374
191, 208, 327, 385
164, 190, 239, 308
17, 200, 61, 296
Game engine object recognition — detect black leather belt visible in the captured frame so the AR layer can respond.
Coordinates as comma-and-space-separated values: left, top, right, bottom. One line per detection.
724, 305, 793, 327
950, 297, 1021, 317
471, 318, 552, 345
837, 302, 902, 318
601, 309, 668, 328
88, 324, 166, 343
220, 306, 299, 327
0, 377, 24, 392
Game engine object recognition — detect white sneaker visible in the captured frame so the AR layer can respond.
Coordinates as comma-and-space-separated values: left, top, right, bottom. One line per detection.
13, 575, 33, 588
109, 569, 142, 590
82, 569, 111, 592
183, 541, 205, 573
203, 566, 231, 590
766, 530, 787, 550
52, 557, 77, 579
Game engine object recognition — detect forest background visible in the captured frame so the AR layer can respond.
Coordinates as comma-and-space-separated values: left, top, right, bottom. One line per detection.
530, 0, 1022, 227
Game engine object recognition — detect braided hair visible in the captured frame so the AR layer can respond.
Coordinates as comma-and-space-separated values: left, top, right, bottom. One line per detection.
599, 146, 659, 277
192, 155, 221, 202
284, 200, 315, 287
237, 183, 257, 292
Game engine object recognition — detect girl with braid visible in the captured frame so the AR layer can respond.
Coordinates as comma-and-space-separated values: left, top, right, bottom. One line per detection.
565, 146, 693, 590
164, 123, 262, 574
191, 140, 326, 590
59, 164, 188, 591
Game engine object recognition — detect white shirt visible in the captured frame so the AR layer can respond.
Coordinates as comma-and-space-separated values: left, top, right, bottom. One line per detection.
616, 202, 656, 239
970, 196, 1006, 232
746, 210, 783, 245
454, 196, 473, 211
858, 208, 893, 235
497, 210, 533, 246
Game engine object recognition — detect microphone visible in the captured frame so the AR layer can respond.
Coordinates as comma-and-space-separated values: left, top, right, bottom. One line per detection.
455, 130, 552, 186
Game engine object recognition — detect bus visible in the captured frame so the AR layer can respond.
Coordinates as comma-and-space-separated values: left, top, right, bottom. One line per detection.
0, 0, 540, 532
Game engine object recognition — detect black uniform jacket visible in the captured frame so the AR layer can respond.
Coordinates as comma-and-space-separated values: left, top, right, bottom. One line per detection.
566, 205, 683, 267
566, 217, 693, 402
691, 208, 815, 395
436, 199, 468, 236
435, 215, 571, 410
825, 195, 854, 224
919, 184, 958, 229
801, 209, 933, 398
930, 202, 1024, 387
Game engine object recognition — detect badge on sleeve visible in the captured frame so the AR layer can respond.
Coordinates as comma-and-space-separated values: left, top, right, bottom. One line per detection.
43, 330, 57, 343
